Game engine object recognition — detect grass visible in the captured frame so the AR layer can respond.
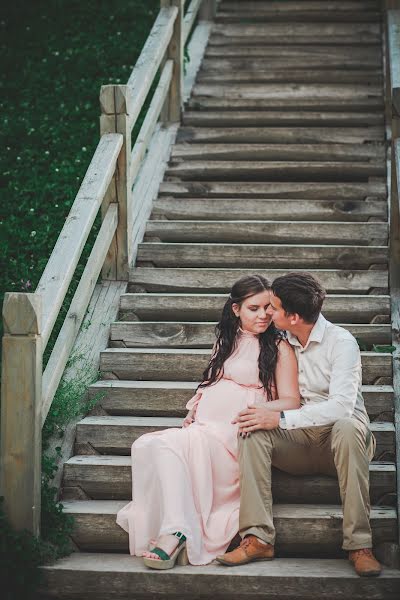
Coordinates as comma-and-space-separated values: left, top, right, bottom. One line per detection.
0, 1, 161, 597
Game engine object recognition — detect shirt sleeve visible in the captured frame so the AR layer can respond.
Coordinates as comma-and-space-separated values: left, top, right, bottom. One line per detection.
186, 391, 202, 411
281, 338, 361, 429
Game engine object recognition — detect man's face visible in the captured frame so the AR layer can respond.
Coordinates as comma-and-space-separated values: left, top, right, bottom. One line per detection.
266, 292, 294, 330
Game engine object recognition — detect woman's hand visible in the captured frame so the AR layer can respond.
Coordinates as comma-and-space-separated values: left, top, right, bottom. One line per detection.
182, 408, 196, 428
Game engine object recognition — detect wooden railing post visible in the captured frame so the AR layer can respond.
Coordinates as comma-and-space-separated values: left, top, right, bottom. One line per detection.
199, 0, 216, 20
0, 293, 42, 535
161, 0, 184, 123
99, 87, 130, 281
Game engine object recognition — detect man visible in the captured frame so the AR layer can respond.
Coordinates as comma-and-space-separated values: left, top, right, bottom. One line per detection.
216, 272, 381, 577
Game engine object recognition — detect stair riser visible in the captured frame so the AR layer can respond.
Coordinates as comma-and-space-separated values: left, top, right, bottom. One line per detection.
188, 97, 385, 111
64, 510, 396, 556
129, 268, 388, 295
109, 322, 391, 349
215, 13, 381, 24
75, 423, 394, 460
62, 463, 395, 506
119, 294, 391, 325
183, 112, 384, 126
159, 181, 387, 198
89, 385, 394, 422
137, 244, 388, 270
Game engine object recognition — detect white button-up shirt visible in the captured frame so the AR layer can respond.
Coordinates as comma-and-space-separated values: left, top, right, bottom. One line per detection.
282, 314, 369, 429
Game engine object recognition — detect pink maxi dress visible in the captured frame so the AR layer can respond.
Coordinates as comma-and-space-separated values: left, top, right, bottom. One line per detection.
116, 329, 269, 565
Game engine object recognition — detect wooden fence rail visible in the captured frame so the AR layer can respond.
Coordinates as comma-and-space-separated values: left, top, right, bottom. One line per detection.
0, 0, 214, 536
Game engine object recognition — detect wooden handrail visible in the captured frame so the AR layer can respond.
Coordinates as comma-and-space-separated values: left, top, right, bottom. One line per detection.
36, 133, 123, 349
0, 0, 215, 536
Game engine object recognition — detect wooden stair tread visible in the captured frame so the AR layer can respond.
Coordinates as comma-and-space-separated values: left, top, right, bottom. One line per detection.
151, 197, 388, 222
57, 499, 397, 555
159, 181, 387, 198
144, 221, 388, 245
183, 110, 384, 125
109, 321, 391, 348
119, 293, 391, 323
196, 71, 383, 84
40, 553, 400, 600
187, 97, 385, 111
88, 380, 394, 421
62, 455, 395, 504
128, 267, 388, 294
137, 243, 388, 269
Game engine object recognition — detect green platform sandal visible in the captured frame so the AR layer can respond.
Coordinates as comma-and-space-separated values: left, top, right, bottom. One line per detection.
143, 532, 189, 570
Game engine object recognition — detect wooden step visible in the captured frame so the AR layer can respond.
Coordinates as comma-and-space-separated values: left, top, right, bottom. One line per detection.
219, 1, 380, 13
182, 111, 384, 126
60, 499, 396, 555
165, 161, 385, 182
209, 23, 381, 45
137, 243, 388, 269
75, 417, 395, 459
128, 267, 388, 294
176, 128, 386, 145
119, 293, 391, 324
197, 70, 383, 84
144, 221, 388, 246
187, 96, 385, 112
62, 455, 395, 505
192, 83, 383, 101
202, 55, 381, 71
99, 348, 392, 385
215, 12, 381, 24
109, 321, 391, 349
159, 181, 387, 198
88, 381, 394, 422
182, 110, 384, 127
39, 553, 400, 600
171, 143, 386, 162
152, 197, 387, 222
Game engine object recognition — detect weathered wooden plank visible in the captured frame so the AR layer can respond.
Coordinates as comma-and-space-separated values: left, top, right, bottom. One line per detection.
193, 83, 383, 100
205, 45, 381, 62
183, 0, 202, 44
160, 1, 183, 123
144, 221, 388, 246
128, 267, 388, 294
61, 499, 395, 554
211, 21, 381, 36
99, 348, 392, 384
35, 134, 123, 349
176, 127, 385, 145
183, 21, 212, 103
188, 96, 385, 111
41, 204, 118, 426
151, 197, 387, 222
220, 1, 380, 13
39, 553, 400, 600
1, 293, 42, 535
88, 381, 394, 422
62, 456, 395, 505
159, 181, 387, 198
171, 143, 386, 162
215, 11, 381, 23
109, 321, 391, 349
388, 10, 400, 117
197, 70, 383, 85
137, 243, 388, 269
183, 110, 384, 126
165, 160, 385, 181
119, 293, 391, 325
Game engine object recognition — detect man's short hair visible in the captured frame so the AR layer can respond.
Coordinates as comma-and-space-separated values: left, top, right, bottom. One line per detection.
271, 272, 326, 324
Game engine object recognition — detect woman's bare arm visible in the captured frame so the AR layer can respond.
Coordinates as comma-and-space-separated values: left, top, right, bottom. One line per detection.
262, 340, 301, 411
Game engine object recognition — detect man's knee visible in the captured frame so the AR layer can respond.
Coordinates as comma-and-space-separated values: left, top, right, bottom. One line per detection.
331, 418, 368, 453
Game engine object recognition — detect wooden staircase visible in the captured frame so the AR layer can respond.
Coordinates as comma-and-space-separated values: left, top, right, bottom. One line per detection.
41, 1, 400, 597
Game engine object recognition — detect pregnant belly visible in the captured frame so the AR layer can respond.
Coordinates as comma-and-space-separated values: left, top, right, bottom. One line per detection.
195, 379, 264, 425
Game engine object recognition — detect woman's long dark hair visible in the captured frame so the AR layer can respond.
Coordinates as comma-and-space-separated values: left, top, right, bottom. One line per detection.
199, 275, 285, 401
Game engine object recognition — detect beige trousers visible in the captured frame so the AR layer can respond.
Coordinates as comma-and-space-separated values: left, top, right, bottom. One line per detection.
238, 418, 376, 551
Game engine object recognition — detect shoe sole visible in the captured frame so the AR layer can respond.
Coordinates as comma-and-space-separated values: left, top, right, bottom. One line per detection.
216, 556, 274, 567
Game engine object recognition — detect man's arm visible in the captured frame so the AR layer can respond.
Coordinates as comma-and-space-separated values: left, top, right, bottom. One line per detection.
282, 337, 361, 430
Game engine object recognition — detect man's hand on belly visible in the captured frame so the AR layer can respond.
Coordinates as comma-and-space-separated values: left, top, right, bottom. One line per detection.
232, 406, 280, 436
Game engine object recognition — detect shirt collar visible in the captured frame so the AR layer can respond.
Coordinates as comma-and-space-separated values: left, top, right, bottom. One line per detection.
286, 313, 328, 350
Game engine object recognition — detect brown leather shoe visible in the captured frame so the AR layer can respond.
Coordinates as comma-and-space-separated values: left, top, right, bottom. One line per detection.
349, 548, 382, 577
216, 535, 274, 566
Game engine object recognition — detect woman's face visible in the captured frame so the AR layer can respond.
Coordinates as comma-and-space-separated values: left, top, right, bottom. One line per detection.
232, 290, 272, 335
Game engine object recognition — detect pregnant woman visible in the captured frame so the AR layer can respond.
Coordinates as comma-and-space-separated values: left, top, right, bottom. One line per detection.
116, 274, 300, 568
